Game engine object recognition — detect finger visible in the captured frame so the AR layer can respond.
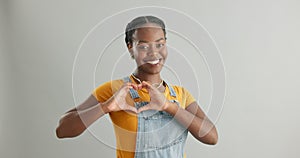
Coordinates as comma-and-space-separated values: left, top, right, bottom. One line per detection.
141, 81, 153, 90
129, 82, 138, 90
122, 83, 135, 92
124, 82, 134, 88
136, 83, 143, 90
137, 104, 153, 113
124, 82, 140, 90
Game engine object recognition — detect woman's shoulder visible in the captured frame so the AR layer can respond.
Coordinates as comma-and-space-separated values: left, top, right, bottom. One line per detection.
92, 79, 125, 102
168, 84, 185, 94
170, 85, 183, 90
169, 84, 193, 96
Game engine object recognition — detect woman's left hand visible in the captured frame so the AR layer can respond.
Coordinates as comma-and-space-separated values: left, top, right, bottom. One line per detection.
137, 81, 169, 113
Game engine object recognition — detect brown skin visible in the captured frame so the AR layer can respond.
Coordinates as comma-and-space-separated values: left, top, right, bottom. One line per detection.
128, 23, 167, 84
55, 83, 139, 138
138, 81, 218, 144
56, 23, 218, 145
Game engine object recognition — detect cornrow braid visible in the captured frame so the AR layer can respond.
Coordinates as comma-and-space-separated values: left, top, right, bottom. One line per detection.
125, 15, 166, 47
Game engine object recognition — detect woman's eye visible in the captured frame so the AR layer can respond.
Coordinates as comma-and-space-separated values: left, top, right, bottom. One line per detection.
156, 43, 165, 48
138, 45, 149, 50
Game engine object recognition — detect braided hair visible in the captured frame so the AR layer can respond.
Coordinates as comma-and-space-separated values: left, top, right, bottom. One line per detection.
125, 15, 166, 47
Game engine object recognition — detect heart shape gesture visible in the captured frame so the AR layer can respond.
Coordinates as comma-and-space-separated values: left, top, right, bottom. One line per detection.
102, 81, 168, 114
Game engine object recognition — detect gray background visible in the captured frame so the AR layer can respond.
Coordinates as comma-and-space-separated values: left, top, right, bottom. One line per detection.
1, 0, 300, 158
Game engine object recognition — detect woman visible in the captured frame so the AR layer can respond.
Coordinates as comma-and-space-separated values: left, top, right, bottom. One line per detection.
56, 15, 218, 158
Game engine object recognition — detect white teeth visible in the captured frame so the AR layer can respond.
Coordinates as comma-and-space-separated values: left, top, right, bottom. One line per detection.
146, 59, 159, 65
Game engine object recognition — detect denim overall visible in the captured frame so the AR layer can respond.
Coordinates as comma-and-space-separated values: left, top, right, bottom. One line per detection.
123, 77, 188, 158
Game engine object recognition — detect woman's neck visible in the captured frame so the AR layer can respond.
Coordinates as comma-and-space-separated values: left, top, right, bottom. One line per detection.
132, 71, 162, 84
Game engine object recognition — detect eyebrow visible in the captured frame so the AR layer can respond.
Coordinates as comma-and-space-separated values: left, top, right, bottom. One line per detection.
138, 38, 165, 43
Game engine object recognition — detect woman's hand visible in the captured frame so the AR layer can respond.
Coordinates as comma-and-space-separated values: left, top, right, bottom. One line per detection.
102, 82, 138, 114
137, 81, 168, 113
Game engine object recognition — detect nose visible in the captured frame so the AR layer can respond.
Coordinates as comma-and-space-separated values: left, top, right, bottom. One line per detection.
147, 44, 159, 56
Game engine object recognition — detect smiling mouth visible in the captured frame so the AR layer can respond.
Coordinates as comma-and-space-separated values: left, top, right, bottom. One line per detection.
145, 59, 161, 65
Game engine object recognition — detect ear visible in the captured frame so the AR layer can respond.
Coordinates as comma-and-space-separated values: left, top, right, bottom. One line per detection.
127, 43, 134, 59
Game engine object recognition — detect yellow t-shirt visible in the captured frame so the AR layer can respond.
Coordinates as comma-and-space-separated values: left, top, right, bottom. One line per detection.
92, 76, 196, 158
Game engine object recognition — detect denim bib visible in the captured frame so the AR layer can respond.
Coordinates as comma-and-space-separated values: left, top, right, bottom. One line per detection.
123, 77, 188, 158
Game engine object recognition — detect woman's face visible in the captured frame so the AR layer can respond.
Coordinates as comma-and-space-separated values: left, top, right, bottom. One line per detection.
129, 23, 168, 75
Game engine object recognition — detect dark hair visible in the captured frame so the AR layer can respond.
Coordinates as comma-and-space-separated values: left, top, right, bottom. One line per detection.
125, 15, 166, 47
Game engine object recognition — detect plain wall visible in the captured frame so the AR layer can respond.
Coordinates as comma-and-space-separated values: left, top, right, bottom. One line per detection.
0, 0, 7, 151
0, 0, 17, 157
1, 0, 300, 158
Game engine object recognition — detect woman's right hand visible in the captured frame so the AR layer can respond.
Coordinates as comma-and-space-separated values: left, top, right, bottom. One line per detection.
102, 82, 138, 114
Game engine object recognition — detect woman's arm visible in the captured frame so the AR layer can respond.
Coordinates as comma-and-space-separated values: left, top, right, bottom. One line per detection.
55, 95, 106, 138
165, 101, 218, 145
137, 81, 218, 145
55, 82, 138, 139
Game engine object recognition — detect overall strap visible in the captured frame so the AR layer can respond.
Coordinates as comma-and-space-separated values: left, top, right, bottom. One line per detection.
164, 81, 177, 98
123, 76, 140, 99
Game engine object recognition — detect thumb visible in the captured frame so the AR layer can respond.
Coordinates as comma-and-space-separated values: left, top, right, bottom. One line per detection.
137, 104, 153, 113
125, 104, 138, 113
